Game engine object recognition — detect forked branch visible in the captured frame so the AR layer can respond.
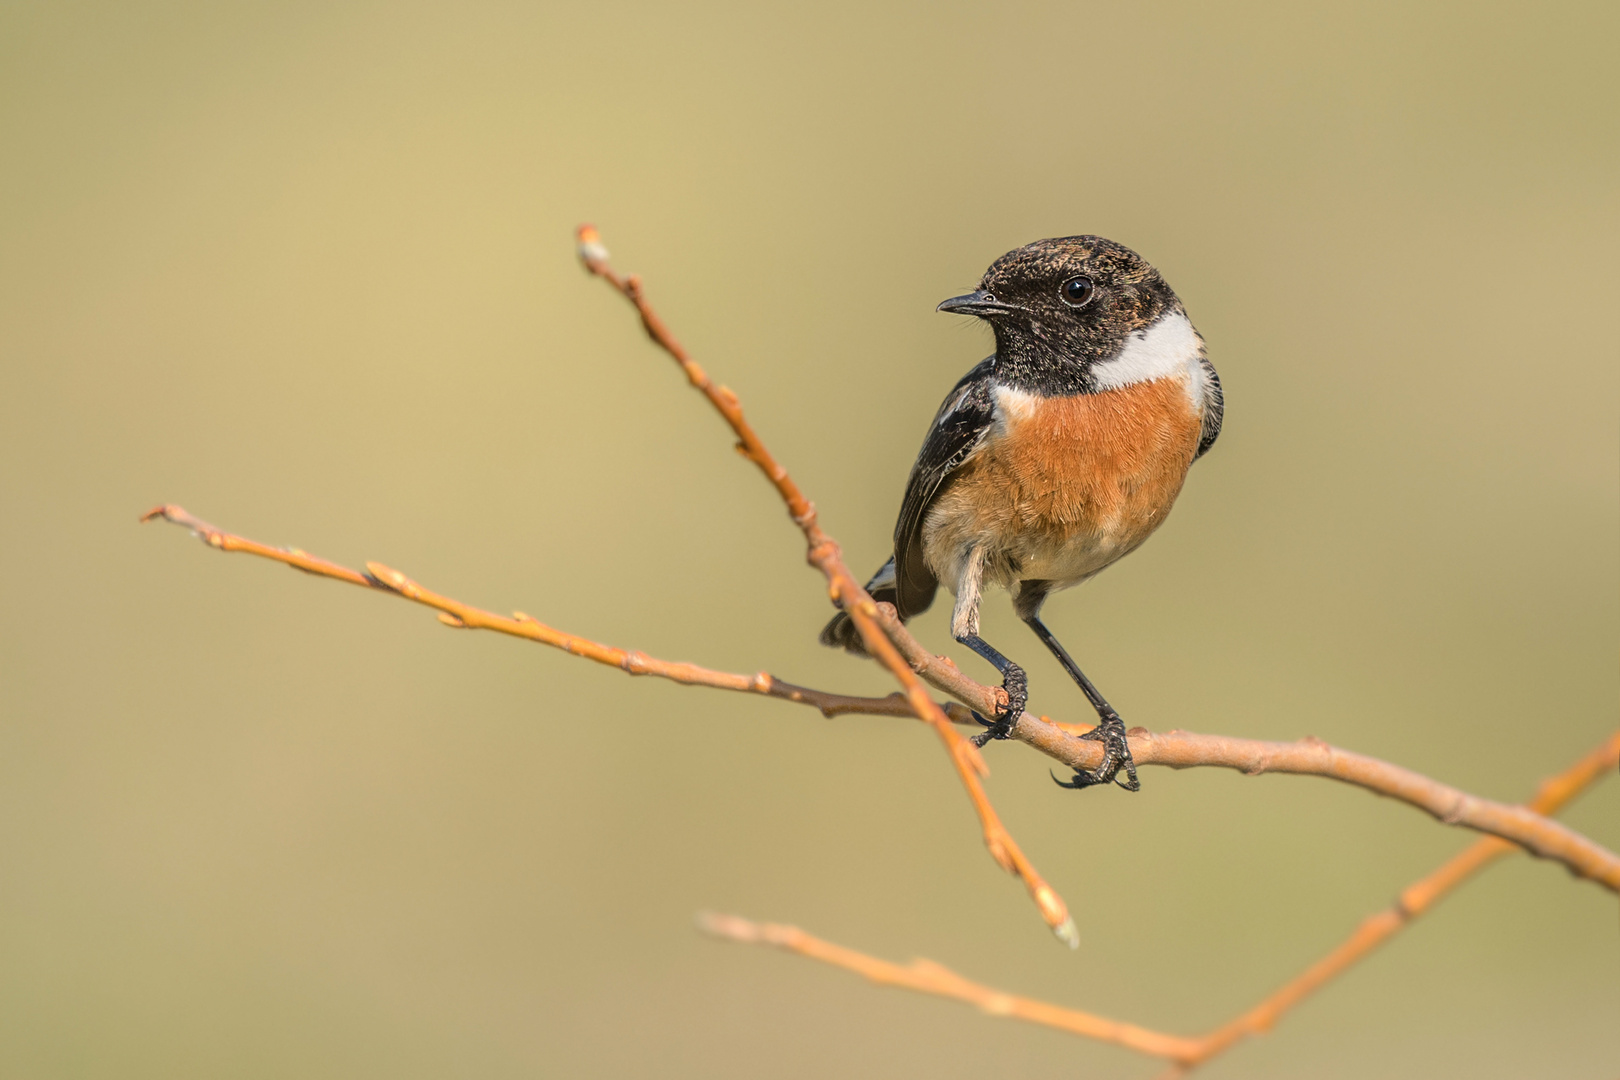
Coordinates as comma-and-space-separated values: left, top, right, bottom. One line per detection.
141, 228, 1618, 1076
872, 601, 1620, 889
574, 225, 1077, 945
140, 503, 1620, 892
702, 731, 1620, 1074
136, 504, 914, 719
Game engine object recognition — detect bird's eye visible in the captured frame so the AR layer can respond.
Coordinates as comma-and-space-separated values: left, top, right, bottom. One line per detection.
1060, 277, 1095, 307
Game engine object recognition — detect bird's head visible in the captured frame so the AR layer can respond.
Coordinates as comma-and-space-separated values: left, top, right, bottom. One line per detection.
937, 236, 1184, 392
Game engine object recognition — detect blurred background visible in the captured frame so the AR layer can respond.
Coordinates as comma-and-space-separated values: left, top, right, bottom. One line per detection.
1, 1, 1615, 1076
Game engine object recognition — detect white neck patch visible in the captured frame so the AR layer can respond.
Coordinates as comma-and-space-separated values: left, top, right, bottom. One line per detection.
1091, 311, 1204, 404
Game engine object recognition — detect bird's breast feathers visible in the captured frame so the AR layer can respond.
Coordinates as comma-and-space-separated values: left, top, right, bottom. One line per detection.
923, 312, 1211, 591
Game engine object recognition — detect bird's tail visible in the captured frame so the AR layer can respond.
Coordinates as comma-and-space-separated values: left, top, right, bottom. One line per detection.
819, 556, 901, 657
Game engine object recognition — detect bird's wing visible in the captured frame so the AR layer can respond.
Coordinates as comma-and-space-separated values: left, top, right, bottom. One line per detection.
892, 357, 999, 618
1195, 352, 1223, 459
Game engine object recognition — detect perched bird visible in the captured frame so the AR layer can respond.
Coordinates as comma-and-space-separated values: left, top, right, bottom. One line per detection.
821, 236, 1222, 790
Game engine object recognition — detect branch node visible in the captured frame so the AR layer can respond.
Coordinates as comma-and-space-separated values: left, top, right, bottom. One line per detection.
436, 612, 468, 628
1440, 797, 1468, 825
984, 836, 1013, 872
364, 562, 416, 597
979, 993, 1017, 1017
806, 538, 838, 566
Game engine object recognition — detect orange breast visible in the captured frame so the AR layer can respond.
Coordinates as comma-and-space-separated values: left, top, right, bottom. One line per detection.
924, 375, 1204, 587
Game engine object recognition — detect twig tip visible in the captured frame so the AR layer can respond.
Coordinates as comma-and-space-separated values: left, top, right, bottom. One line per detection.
697, 911, 760, 943
1032, 883, 1076, 946
576, 224, 609, 268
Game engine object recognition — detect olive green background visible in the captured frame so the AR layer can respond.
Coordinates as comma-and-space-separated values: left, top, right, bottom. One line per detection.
2, 2, 1615, 1077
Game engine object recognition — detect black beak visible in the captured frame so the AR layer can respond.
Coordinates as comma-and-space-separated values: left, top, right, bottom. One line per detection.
936, 289, 1021, 317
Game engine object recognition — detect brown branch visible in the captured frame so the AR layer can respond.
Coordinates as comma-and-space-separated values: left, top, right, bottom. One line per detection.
138, 504, 917, 720
141, 503, 1620, 895
1170, 729, 1620, 1072
877, 603, 1620, 891
1019, 721, 1620, 891
141, 229, 1618, 1070
702, 730, 1620, 1073
575, 225, 1076, 946
698, 911, 1204, 1061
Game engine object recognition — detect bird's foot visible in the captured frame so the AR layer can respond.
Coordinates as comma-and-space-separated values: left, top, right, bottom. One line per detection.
969, 667, 1028, 749
1054, 711, 1140, 791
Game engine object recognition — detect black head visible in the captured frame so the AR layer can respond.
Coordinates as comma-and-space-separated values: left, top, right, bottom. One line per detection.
937, 236, 1181, 394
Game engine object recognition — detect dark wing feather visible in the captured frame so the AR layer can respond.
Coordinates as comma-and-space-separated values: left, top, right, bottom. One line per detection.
891, 357, 998, 619
817, 358, 998, 655
1194, 354, 1223, 459
817, 556, 898, 655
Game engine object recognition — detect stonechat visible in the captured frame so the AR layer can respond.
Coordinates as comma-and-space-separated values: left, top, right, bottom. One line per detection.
821, 236, 1223, 790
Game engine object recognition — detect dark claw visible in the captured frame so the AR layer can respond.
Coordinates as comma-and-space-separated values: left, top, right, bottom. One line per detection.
1049, 768, 1089, 789
970, 667, 1028, 749
1058, 713, 1141, 792
968, 710, 998, 749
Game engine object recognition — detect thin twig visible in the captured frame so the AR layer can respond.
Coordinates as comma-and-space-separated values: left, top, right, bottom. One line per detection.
140, 504, 1620, 891
140, 228, 1619, 1071
1022, 723, 1620, 890
575, 225, 1076, 946
698, 911, 1203, 1061
702, 731, 1620, 1073
876, 602, 1620, 890
137, 504, 914, 718
1167, 729, 1620, 1072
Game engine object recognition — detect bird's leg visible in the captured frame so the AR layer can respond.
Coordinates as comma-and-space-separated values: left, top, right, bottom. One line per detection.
1021, 611, 1140, 792
950, 547, 1026, 748
955, 634, 1028, 748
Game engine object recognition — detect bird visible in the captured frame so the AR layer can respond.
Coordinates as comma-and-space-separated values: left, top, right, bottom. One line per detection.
820, 236, 1222, 790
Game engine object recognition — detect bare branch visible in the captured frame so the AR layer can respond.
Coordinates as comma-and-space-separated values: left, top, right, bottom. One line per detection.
703, 731, 1620, 1073
141, 504, 1620, 892
698, 911, 1203, 1061
878, 602, 1620, 890
575, 225, 1076, 945
1172, 729, 1620, 1071
138, 504, 915, 718
140, 230, 1618, 1074
1020, 721, 1620, 890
